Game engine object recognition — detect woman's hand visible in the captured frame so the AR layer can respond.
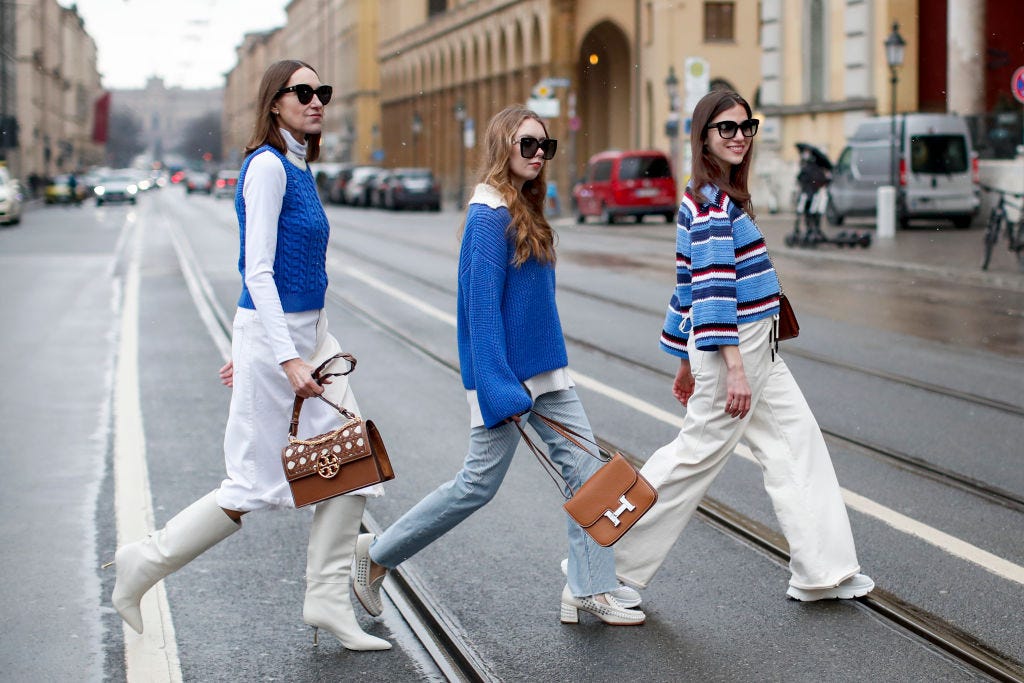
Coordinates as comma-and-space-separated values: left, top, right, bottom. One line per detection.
672, 359, 695, 406
281, 358, 326, 398
219, 360, 233, 387
720, 346, 751, 419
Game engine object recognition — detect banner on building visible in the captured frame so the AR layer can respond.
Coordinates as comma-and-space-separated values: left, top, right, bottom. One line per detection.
92, 92, 111, 144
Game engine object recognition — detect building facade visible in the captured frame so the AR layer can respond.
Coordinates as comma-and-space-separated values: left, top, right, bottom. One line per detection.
112, 77, 222, 167
218, 0, 1017, 209
759, 0, 1022, 209
377, 0, 763, 204
221, 0, 381, 167
2, 0, 104, 184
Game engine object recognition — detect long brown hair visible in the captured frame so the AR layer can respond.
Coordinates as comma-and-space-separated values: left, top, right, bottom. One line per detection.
473, 105, 555, 266
243, 60, 322, 162
689, 90, 754, 216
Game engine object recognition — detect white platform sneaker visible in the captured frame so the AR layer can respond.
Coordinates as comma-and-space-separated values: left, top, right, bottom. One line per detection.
786, 573, 875, 601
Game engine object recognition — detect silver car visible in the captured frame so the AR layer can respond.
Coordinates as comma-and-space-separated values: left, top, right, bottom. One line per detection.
827, 113, 979, 229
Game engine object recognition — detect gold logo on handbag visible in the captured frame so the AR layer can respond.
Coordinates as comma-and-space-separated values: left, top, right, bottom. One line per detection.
281, 353, 396, 507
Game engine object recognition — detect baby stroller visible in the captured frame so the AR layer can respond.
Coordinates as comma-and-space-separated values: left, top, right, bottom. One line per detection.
785, 143, 870, 248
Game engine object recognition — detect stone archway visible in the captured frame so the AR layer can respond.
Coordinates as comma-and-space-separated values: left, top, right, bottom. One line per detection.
576, 21, 632, 167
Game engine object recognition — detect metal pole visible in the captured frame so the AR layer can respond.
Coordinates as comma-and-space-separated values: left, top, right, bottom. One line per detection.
890, 67, 898, 191
457, 119, 465, 209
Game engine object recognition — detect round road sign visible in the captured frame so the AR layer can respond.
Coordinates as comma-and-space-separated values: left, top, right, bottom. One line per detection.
1012, 66, 1024, 104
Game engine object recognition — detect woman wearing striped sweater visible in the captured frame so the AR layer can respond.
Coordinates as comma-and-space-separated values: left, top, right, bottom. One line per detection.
614, 90, 873, 602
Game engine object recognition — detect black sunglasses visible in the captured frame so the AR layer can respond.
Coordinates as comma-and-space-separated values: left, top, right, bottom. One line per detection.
705, 118, 759, 139
276, 84, 333, 105
516, 136, 558, 160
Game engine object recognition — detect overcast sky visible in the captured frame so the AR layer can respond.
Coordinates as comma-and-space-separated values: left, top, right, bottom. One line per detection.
66, 0, 289, 90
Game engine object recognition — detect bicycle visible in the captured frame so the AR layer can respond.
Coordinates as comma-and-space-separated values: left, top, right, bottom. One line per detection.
979, 184, 1024, 271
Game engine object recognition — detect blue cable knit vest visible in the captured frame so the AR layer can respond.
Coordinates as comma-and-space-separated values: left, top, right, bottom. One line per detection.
235, 145, 329, 312
457, 196, 568, 428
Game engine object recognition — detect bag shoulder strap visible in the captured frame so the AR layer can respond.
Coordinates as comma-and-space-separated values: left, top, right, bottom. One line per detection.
514, 412, 610, 500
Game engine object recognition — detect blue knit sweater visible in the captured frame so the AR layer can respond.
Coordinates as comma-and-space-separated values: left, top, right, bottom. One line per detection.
236, 145, 329, 312
660, 184, 780, 359
457, 185, 568, 428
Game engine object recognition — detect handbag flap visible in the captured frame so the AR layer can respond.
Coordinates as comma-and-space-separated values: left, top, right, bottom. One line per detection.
282, 418, 373, 482
562, 453, 642, 528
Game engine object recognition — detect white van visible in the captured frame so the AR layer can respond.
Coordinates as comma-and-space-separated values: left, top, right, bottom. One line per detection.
826, 114, 979, 229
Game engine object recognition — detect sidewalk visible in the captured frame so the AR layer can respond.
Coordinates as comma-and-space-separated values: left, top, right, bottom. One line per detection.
744, 212, 1023, 292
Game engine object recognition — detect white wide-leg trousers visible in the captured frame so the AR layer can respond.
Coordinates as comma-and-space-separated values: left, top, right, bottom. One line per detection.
615, 318, 860, 590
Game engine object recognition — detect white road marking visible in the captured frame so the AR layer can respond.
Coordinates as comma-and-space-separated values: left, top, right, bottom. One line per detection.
113, 215, 183, 682
340, 263, 1024, 586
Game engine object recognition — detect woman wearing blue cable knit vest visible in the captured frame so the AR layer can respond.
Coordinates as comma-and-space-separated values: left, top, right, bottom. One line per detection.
109, 60, 389, 651
352, 105, 645, 626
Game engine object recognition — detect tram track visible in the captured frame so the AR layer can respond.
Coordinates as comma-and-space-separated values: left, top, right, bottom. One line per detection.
167, 217, 495, 682
180, 207, 1022, 680
323, 230, 1024, 512
332, 286, 1024, 683
329, 217, 1024, 419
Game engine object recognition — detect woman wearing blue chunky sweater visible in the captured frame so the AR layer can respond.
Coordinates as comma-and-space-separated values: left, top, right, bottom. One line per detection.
614, 90, 873, 602
353, 105, 644, 626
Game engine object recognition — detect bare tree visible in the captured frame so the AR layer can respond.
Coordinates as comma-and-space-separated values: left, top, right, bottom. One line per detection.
176, 111, 222, 165
106, 111, 145, 168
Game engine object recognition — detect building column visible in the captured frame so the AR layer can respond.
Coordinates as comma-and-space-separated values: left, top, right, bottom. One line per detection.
947, 0, 985, 115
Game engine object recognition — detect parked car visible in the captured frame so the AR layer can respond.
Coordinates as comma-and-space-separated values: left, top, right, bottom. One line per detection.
0, 166, 23, 225
573, 150, 678, 224
343, 166, 384, 207
328, 166, 356, 204
94, 172, 139, 205
185, 171, 213, 194
214, 170, 239, 199
44, 174, 88, 205
826, 113, 980, 229
375, 168, 442, 211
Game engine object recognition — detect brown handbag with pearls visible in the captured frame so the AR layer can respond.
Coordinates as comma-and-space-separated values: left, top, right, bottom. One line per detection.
281, 353, 395, 508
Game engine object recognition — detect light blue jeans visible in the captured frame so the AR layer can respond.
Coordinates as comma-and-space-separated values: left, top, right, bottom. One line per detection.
370, 389, 619, 597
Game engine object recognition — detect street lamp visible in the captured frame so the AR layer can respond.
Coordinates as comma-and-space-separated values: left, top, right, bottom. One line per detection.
884, 22, 906, 198
664, 67, 681, 184
411, 111, 423, 166
454, 98, 466, 208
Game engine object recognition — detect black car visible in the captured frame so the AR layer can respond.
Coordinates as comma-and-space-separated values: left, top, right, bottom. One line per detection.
185, 171, 213, 194
377, 168, 441, 211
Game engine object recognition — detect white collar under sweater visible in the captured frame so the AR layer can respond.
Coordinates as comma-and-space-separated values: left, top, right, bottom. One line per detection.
280, 128, 307, 170
469, 183, 507, 209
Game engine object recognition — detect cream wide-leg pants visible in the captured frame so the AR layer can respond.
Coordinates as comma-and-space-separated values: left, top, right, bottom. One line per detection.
615, 318, 860, 590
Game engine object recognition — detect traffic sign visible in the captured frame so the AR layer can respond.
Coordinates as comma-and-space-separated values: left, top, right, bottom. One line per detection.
1012, 66, 1024, 105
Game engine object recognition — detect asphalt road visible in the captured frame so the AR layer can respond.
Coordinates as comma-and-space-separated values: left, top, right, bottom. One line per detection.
1, 188, 1022, 682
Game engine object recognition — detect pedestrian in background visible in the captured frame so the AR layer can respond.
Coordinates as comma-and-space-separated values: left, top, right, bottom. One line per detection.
614, 90, 874, 602
352, 104, 644, 626
109, 59, 390, 651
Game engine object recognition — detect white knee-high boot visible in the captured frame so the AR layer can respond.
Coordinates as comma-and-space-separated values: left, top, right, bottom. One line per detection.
111, 491, 241, 634
303, 495, 391, 650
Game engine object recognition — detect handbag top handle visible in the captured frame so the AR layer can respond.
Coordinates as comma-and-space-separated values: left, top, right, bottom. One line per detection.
288, 352, 358, 438
514, 412, 610, 500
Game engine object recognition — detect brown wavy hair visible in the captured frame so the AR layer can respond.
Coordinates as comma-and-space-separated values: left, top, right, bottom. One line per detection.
471, 105, 555, 266
243, 60, 322, 162
689, 90, 754, 217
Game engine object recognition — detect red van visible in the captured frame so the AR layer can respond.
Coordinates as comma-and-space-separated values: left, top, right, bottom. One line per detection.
573, 150, 678, 224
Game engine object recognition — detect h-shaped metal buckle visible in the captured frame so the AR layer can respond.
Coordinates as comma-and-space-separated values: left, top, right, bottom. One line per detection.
602, 494, 636, 527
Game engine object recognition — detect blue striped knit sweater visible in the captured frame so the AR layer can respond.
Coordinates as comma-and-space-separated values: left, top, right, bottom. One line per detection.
236, 145, 329, 312
660, 184, 781, 359
457, 184, 568, 428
